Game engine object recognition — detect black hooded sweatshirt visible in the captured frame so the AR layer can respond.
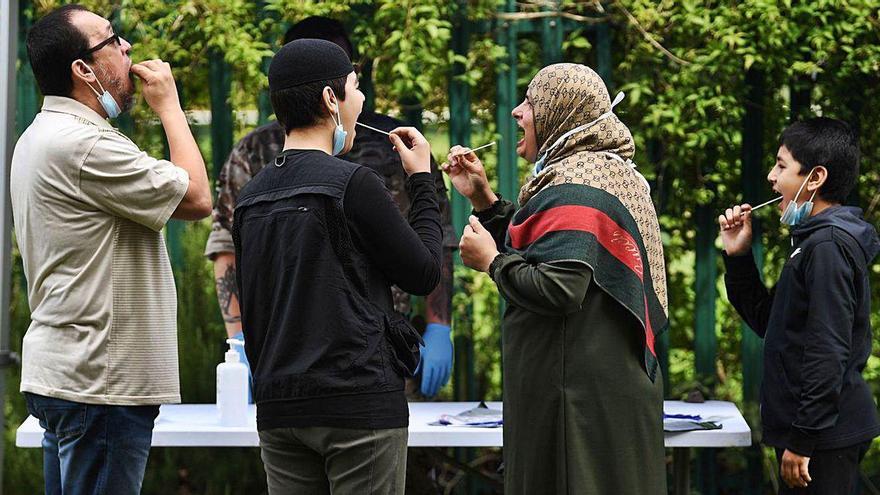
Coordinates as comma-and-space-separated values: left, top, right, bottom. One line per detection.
724, 205, 880, 456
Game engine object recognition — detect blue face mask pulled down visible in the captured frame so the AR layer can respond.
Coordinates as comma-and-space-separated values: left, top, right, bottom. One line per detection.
780, 169, 818, 226
79, 61, 121, 119
330, 101, 347, 156
533, 91, 626, 175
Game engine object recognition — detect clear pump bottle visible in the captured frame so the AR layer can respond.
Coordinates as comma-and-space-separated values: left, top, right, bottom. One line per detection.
216, 338, 248, 426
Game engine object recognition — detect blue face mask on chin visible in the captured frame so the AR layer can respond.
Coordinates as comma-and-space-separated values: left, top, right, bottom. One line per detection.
79, 61, 121, 119
780, 168, 818, 226
330, 100, 348, 156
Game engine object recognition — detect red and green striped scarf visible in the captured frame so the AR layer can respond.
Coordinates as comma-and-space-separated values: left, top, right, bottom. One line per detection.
507, 183, 668, 381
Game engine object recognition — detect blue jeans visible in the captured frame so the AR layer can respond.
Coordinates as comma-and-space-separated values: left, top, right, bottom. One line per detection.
24, 392, 160, 495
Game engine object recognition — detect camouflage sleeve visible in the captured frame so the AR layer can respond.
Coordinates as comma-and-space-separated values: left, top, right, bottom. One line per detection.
205, 228, 235, 259
205, 123, 285, 259
205, 144, 253, 258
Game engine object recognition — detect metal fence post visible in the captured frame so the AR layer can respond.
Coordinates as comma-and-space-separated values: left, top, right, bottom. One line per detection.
1, 0, 21, 488
741, 67, 768, 495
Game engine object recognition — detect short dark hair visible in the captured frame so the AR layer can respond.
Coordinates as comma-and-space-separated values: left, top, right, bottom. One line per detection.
780, 117, 859, 204
26, 4, 93, 97
270, 76, 347, 133
284, 17, 355, 61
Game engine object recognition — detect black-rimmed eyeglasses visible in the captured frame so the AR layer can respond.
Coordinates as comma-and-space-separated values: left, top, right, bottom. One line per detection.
80, 33, 121, 58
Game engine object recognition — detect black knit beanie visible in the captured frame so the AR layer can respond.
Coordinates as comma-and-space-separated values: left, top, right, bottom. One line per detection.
268, 38, 354, 91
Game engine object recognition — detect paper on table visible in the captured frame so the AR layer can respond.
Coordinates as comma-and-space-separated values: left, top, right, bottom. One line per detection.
664, 420, 722, 432
663, 412, 722, 432
431, 401, 503, 428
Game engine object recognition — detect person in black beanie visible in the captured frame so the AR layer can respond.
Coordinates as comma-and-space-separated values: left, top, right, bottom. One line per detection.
205, 18, 456, 412
232, 39, 443, 494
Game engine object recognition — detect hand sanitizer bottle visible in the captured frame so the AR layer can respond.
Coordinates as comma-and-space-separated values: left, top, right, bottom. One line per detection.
217, 338, 248, 426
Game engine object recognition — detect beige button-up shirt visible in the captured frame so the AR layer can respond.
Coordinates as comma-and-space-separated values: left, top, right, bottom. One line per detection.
11, 96, 189, 405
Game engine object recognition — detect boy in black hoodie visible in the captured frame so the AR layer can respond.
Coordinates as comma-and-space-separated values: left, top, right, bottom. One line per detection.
719, 117, 880, 494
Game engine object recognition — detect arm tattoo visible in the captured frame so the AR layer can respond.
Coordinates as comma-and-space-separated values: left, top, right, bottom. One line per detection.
216, 264, 241, 324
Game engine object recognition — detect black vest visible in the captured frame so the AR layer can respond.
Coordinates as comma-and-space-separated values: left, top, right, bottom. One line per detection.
232, 150, 404, 405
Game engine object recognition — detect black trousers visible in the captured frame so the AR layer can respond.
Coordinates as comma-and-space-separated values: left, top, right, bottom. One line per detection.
775, 442, 871, 495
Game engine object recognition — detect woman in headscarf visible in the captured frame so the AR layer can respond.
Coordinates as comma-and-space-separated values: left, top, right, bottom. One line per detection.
444, 63, 668, 494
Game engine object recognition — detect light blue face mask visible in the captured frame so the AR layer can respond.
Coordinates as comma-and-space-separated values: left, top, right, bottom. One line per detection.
780, 169, 818, 226
80, 61, 121, 119
533, 91, 626, 176
329, 95, 348, 156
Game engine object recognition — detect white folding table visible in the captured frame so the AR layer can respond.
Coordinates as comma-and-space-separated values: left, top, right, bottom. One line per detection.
17, 400, 751, 494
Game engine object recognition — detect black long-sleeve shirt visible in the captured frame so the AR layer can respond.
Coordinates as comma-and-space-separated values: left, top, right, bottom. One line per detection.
345, 167, 442, 297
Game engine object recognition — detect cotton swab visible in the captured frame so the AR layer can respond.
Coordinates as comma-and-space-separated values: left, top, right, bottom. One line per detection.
450, 141, 497, 159
463, 141, 496, 154
740, 196, 783, 215
356, 121, 390, 135
751, 196, 783, 210
357, 121, 497, 156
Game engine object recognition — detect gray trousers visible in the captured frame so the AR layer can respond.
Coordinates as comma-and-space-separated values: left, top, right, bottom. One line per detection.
259, 426, 408, 495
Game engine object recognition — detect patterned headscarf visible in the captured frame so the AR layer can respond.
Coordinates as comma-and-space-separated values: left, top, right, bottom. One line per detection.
518, 63, 667, 312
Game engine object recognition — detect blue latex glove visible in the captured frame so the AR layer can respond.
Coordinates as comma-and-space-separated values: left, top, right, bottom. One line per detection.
230, 331, 254, 404
419, 324, 453, 397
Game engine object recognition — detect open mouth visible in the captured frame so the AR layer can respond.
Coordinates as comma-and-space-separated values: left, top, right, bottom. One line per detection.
769, 187, 786, 211
777, 192, 791, 211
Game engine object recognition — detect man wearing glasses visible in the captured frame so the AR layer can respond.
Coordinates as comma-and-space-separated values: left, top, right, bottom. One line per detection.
11, 5, 211, 494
